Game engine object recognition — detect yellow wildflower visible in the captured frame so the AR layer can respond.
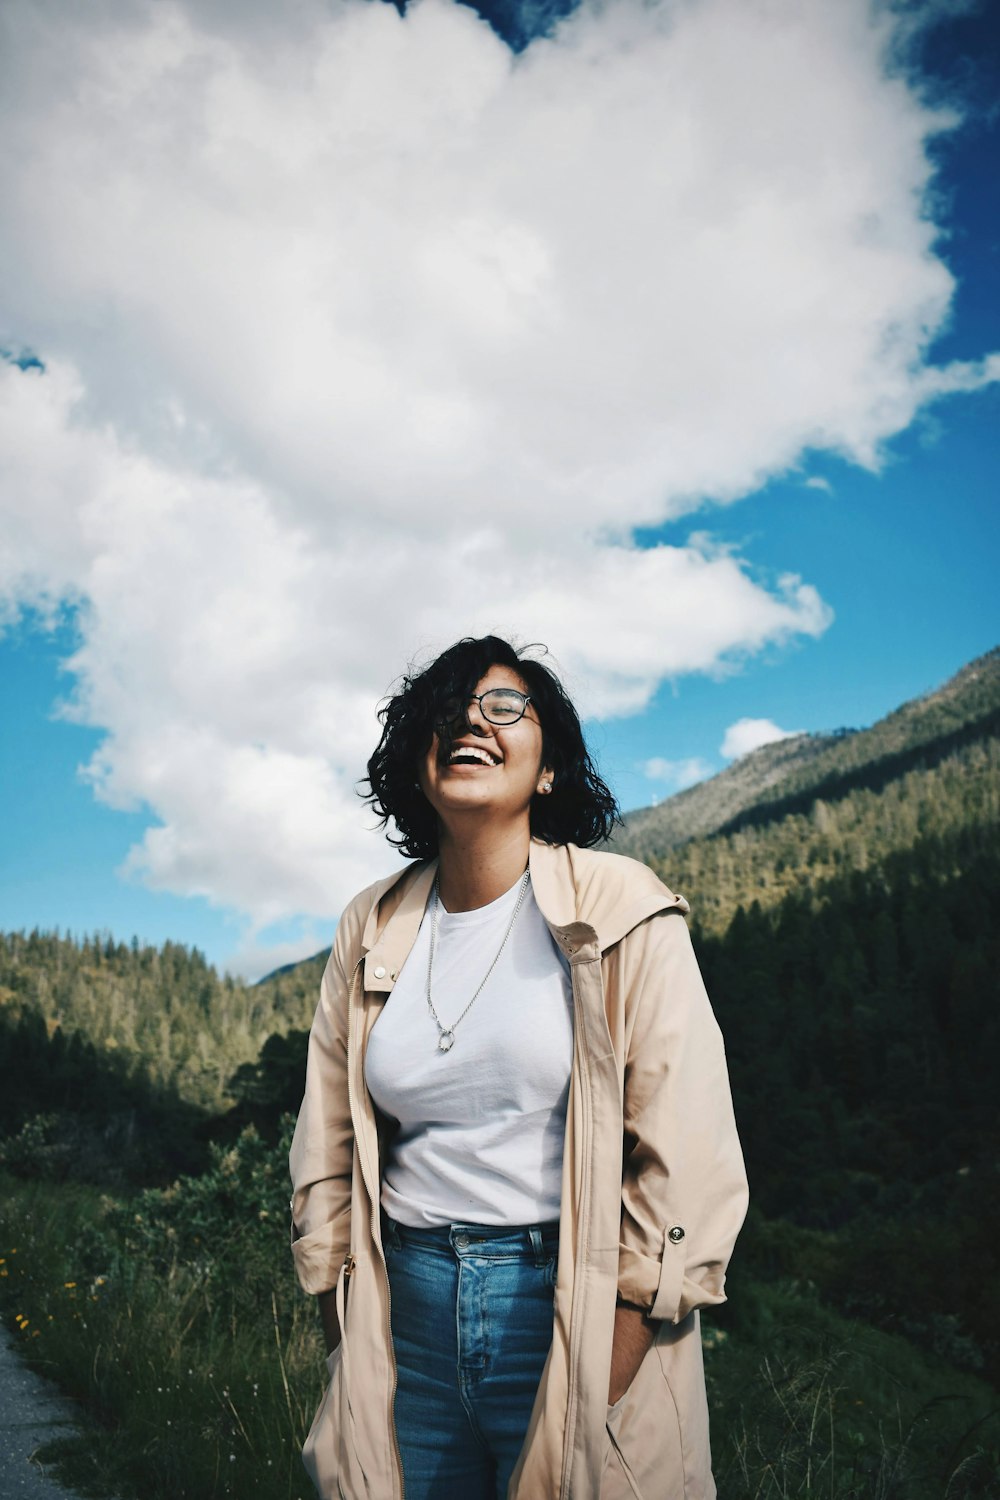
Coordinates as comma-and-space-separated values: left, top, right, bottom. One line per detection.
64, 1281, 77, 1289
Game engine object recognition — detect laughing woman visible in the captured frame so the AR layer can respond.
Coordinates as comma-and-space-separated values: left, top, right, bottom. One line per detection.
289, 635, 748, 1500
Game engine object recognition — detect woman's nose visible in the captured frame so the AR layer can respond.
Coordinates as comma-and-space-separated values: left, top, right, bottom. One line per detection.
462, 698, 490, 734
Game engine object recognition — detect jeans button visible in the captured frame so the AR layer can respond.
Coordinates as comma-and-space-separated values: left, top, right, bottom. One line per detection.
454, 1233, 470, 1250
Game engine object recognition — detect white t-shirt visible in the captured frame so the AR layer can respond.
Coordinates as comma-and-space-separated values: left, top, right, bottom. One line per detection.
364, 874, 574, 1227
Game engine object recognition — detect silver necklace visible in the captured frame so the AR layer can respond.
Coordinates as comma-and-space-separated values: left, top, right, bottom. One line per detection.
426, 871, 530, 1053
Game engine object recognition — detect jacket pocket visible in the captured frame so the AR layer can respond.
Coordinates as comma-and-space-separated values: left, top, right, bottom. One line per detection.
301, 1342, 342, 1497
604, 1390, 645, 1500
603, 1426, 646, 1500
601, 1339, 684, 1500
301, 1257, 369, 1500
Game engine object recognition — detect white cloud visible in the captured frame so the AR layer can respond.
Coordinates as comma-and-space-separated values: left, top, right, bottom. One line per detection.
0, 0, 995, 968
0, 357, 824, 950
804, 476, 833, 494
643, 757, 714, 791
720, 717, 804, 760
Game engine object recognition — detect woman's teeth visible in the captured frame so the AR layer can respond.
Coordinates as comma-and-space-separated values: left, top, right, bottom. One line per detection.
449, 747, 499, 766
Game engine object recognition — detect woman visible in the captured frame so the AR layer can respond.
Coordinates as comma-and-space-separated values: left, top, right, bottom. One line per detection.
290, 635, 748, 1500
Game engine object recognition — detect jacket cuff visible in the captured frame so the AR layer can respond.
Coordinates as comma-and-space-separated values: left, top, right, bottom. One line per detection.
618, 1226, 687, 1324
650, 1224, 687, 1323
290, 1219, 349, 1297
617, 1241, 658, 1314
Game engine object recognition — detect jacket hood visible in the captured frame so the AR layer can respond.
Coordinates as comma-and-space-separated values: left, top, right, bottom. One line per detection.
528, 839, 689, 952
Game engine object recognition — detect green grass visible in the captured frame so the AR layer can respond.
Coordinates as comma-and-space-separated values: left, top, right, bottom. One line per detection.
2, 1168, 998, 1500
0, 1171, 324, 1500
705, 1284, 1000, 1498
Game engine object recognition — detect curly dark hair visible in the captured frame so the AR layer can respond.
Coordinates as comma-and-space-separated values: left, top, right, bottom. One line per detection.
363, 635, 621, 860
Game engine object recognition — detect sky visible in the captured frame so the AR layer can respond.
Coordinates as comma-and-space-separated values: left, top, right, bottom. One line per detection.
0, 0, 997, 979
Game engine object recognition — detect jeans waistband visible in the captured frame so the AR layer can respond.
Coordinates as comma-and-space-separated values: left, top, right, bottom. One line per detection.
383, 1212, 559, 1263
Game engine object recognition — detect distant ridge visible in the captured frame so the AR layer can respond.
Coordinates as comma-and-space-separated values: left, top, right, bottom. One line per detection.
612, 646, 1000, 864
253, 952, 327, 988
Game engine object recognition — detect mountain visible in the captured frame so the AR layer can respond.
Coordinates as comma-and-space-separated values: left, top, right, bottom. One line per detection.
609, 647, 1000, 932
614, 730, 842, 858
614, 646, 1000, 862
250, 948, 329, 1038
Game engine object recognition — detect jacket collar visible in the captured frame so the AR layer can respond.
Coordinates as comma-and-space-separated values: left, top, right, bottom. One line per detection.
361, 861, 437, 994
360, 839, 687, 994
532, 838, 689, 951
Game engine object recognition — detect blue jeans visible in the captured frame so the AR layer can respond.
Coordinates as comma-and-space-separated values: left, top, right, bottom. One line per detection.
383, 1216, 559, 1500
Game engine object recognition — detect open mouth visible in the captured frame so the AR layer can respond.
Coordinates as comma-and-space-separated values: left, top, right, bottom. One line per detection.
447, 744, 501, 768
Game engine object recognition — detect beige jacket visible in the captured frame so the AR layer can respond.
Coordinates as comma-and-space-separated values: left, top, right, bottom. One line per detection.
289, 839, 748, 1500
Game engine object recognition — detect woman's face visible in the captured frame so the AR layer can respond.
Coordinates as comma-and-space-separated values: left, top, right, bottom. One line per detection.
418, 663, 553, 835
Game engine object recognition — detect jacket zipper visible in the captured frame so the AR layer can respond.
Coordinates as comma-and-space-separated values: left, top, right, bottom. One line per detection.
374, 1201, 405, 1498
348, 957, 405, 1499
559, 954, 594, 1500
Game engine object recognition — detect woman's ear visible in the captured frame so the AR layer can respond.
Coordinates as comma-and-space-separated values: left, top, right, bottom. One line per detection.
536, 766, 555, 795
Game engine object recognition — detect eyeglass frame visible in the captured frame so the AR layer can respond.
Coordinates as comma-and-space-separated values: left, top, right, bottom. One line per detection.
436, 688, 535, 727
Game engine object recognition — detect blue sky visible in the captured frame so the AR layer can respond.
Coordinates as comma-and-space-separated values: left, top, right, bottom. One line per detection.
0, 0, 997, 976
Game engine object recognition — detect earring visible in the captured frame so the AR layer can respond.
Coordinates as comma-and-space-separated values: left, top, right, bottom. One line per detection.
540, 781, 553, 794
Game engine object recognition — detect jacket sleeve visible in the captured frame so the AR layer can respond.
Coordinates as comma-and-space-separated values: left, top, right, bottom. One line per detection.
614, 910, 749, 1324
288, 915, 358, 1297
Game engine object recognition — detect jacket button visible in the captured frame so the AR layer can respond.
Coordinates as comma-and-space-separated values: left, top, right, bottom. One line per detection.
373, 965, 386, 979
668, 1225, 685, 1244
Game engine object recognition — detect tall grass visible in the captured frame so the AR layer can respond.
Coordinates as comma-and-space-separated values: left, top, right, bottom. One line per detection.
705, 1285, 1000, 1499
0, 1144, 324, 1500
2, 1146, 998, 1500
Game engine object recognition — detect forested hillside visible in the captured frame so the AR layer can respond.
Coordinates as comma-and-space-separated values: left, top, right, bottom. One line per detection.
645, 740, 998, 931
0, 930, 325, 1118
614, 647, 1000, 931
615, 646, 1000, 863
701, 840, 1000, 1379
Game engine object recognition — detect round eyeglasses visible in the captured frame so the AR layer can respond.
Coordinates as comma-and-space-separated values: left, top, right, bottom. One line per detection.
436, 688, 534, 727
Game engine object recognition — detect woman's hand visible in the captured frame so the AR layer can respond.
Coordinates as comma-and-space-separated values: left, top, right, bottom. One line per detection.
608, 1303, 656, 1405
318, 1286, 342, 1356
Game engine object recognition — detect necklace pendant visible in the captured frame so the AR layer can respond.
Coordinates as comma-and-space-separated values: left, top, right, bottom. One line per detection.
438, 1029, 455, 1053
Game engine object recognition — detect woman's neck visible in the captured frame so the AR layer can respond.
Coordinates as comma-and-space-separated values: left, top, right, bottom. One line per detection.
436, 823, 531, 913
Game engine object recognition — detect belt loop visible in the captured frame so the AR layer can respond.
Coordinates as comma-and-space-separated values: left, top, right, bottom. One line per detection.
529, 1226, 545, 1266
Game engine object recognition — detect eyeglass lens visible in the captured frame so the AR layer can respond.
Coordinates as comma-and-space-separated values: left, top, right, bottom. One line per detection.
436, 689, 527, 725
480, 690, 526, 722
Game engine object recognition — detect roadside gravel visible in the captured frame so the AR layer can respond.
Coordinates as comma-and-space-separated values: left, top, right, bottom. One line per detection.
0, 1323, 95, 1500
